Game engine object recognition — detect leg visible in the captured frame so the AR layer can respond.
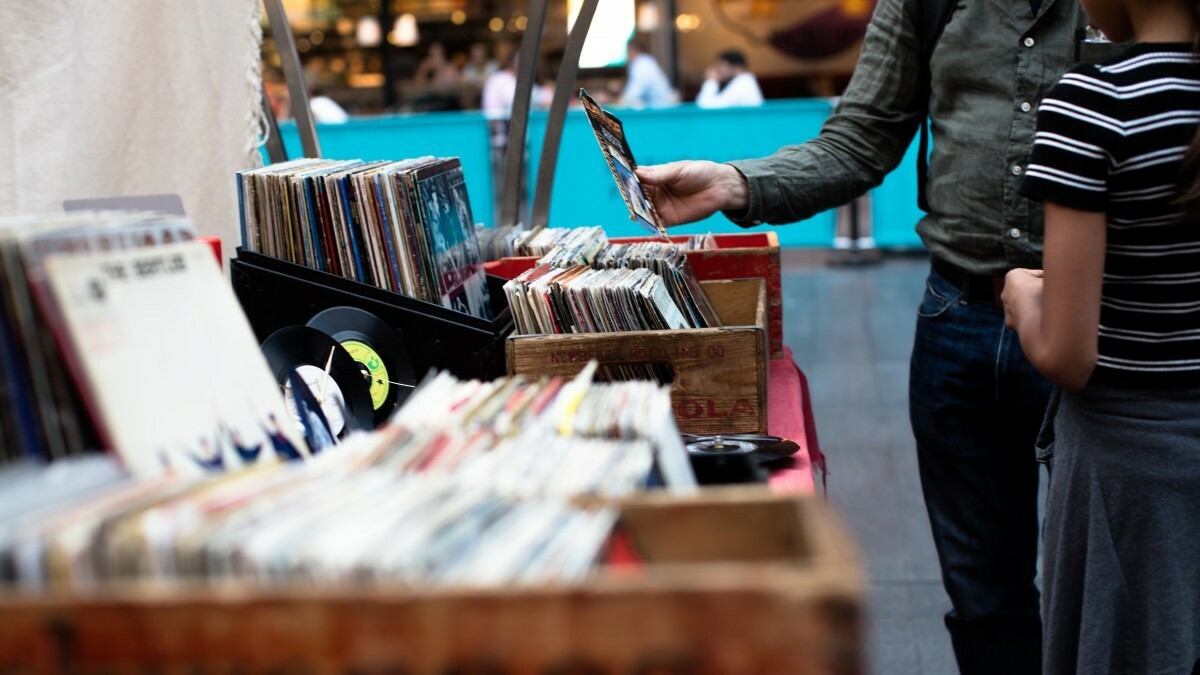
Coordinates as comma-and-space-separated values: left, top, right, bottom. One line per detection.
908, 270, 1050, 675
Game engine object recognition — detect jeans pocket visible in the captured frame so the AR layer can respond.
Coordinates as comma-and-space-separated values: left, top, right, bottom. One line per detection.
917, 272, 960, 319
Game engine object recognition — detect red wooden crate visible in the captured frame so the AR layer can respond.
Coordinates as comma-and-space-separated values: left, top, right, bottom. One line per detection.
485, 231, 784, 358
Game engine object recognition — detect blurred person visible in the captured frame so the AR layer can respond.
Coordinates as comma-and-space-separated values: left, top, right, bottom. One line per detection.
620, 40, 674, 108
481, 52, 551, 129
481, 51, 550, 224
462, 42, 498, 85
415, 42, 461, 86
307, 84, 349, 124
695, 50, 763, 109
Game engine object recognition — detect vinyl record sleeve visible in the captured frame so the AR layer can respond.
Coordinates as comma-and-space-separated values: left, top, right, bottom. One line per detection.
42, 242, 309, 478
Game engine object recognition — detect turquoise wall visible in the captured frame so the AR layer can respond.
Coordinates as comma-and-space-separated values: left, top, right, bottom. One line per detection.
276, 101, 925, 248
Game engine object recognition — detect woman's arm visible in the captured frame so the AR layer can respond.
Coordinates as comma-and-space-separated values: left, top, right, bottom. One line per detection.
1002, 201, 1107, 390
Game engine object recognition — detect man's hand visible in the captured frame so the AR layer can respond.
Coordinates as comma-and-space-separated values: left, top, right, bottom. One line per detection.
1001, 268, 1044, 331
636, 161, 750, 227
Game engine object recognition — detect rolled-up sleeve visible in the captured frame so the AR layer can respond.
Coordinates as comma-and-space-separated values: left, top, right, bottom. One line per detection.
724, 0, 925, 226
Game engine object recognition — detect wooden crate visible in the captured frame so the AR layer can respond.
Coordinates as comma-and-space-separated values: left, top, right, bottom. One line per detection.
485, 232, 784, 359
507, 279, 768, 435
0, 489, 863, 675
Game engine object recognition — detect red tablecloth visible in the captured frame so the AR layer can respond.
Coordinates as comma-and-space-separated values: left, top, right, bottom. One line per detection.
767, 347, 825, 494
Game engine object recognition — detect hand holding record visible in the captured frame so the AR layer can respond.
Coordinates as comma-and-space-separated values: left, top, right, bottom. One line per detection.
579, 89, 670, 240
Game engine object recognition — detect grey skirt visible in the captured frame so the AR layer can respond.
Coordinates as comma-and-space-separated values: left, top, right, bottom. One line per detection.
1044, 383, 1200, 675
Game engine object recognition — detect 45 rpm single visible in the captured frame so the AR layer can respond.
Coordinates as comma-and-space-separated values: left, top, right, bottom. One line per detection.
261, 326, 373, 434
682, 433, 799, 464
307, 306, 415, 425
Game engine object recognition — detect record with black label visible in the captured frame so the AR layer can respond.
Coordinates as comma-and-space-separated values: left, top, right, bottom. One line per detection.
307, 306, 415, 425
682, 434, 799, 464
261, 326, 373, 435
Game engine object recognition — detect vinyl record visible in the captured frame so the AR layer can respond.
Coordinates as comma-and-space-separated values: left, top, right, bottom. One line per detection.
261, 326, 373, 434
686, 438, 759, 456
683, 434, 799, 464
307, 306, 415, 425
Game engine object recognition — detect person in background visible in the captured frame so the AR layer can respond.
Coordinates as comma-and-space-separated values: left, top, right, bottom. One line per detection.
415, 42, 461, 86
308, 84, 349, 124
461, 42, 498, 85
481, 51, 550, 223
620, 40, 675, 108
695, 50, 764, 109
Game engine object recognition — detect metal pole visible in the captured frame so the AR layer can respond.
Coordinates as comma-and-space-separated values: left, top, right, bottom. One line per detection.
263, 0, 321, 158
261, 83, 288, 163
499, 0, 550, 228
380, 0, 396, 110
529, 0, 600, 231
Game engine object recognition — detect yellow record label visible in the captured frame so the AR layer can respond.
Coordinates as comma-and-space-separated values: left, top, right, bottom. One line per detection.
342, 340, 389, 410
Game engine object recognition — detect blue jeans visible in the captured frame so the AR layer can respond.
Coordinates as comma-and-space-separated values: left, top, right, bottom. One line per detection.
909, 268, 1052, 675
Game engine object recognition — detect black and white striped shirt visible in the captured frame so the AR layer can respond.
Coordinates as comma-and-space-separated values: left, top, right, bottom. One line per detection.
1021, 43, 1200, 389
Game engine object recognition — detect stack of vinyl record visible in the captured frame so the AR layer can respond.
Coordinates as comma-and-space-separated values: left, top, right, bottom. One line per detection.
237, 157, 492, 320
503, 240, 721, 338
0, 212, 196, 464
0, 365, 694, 590
476, 225, 716, 262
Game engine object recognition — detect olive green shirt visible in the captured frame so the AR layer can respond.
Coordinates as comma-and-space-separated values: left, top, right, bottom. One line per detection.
726, 0, 1123, 274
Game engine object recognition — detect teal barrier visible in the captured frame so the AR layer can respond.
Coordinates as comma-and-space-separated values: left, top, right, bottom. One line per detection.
276, 101, 925, 248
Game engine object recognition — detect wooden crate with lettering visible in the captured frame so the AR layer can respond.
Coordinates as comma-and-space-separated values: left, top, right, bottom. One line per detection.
0, 490, 863, 675
507, 278, 768, 435
485, 231, 784, 359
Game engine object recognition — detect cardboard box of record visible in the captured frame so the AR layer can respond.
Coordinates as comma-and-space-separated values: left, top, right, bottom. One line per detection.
488, 231, 784, 359
507, 278, 769, 436
0, 490, 863, 674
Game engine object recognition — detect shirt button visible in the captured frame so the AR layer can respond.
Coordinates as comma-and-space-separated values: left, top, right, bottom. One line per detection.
1020, 101, 1032, 112
1024, 36, 1036, 47
1009, 228, 1022, 239
1011, 165, 1023, 176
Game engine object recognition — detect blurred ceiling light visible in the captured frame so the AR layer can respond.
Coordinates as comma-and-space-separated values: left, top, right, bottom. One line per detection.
296, 38, 312, 53
336, 17, 354, 36
674, 13, 701, 31
356, 16, 381, 46
310, 29, 325, 45
514, 14, 528, 30
390, 13, 418, 47
636, 3, 660, 31
489, 17, 505, 32
751, 0, 780, 18
451, 10, 467, 25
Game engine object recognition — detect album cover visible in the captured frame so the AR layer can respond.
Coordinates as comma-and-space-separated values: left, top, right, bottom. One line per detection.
42, 241, 308, 478
579, 90, 670, 240
415, 159, 492, 321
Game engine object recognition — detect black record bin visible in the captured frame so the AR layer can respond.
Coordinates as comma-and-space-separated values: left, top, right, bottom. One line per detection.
231, 248, 513, 381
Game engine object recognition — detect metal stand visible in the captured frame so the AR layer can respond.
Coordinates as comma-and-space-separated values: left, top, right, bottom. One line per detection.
261, 82, 288, 163
529, 0, 600, 231
499, 0, 550, 228
262, 0, 321, 159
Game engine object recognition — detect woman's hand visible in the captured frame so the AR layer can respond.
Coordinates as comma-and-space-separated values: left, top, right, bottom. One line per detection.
1001, 268, 1044, 332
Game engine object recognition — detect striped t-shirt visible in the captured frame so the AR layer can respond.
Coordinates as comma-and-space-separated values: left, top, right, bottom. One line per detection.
1021, 43, 1200, 389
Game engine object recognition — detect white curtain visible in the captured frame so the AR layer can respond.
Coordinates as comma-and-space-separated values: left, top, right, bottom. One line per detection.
0, 1, 266, 258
